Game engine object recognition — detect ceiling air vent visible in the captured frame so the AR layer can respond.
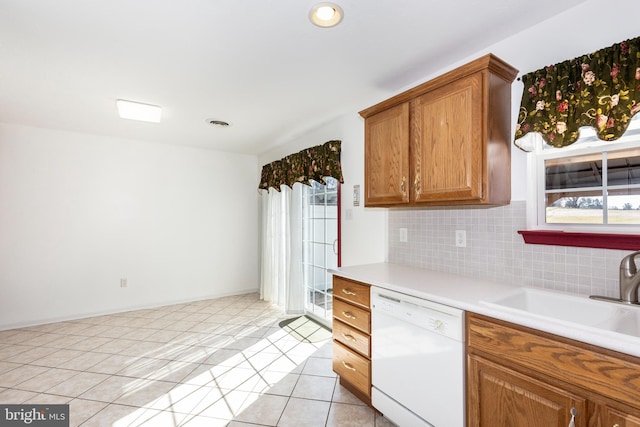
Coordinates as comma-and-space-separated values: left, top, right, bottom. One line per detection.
206, 119, 230, 127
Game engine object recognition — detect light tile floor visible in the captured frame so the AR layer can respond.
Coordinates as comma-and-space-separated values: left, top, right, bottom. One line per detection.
0, 293, 396, 426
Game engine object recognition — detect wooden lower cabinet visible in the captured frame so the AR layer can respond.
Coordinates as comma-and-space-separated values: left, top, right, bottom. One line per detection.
332, 276, 371, 405
466, 313, 640, 427
468, 354, 586, 427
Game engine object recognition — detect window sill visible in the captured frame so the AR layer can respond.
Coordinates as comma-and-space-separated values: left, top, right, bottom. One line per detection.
517, 230, 640, 251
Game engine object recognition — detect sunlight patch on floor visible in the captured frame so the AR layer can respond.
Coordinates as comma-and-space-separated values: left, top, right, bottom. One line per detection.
113, 324, 327, 426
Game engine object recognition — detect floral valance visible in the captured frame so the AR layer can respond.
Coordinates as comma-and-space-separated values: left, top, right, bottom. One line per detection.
515, 36, 640, 151
258, 140, 344, 191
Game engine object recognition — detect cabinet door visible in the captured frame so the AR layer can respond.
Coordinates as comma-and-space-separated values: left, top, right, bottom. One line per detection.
364, 102, 410, 206
412, 72, 483, 203
468, 354, 587, 427
603, 407, 640, 427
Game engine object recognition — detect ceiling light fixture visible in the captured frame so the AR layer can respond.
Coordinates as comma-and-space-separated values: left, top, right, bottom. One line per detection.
309, 2, 343, 28
116, 99, 162, 123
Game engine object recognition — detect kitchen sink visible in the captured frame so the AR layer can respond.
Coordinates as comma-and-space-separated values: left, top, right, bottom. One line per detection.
599, 309, 640, 337
481, 287, 640, 338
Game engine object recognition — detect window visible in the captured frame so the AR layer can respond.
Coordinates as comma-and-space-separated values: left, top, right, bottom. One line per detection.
543, 148, 640, 225
301, 177, 339, 324
532, 115, 640, 232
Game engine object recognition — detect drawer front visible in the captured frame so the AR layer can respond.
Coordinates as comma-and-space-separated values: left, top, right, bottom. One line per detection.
333, 318, 370, 357
333, 298, 370, 333
333, 276, 370, 308
467, 313, 640, 410
333, 340, 371, 397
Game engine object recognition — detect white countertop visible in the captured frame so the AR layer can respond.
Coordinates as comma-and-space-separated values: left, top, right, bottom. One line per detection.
330, 262, 640, 358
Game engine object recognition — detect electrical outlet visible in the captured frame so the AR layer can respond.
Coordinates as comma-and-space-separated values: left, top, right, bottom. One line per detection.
399, 228, 408, 243
455, 230, 466, 247
120, 278, 128, 287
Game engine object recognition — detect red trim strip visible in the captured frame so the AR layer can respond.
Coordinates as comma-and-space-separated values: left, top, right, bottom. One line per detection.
518, 230, 640, 250
337, 182, 342, 267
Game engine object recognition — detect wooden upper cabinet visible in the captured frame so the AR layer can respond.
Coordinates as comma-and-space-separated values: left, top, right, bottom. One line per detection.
360, 54, 518, 207
364, 102, 410, 206
603, 407, 640, 427
412, 72, 482, 203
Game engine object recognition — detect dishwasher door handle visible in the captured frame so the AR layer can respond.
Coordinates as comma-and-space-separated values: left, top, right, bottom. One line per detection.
375, 293, 401, 303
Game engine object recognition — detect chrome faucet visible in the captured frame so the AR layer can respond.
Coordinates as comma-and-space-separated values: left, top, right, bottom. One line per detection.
590, 251, 640, 305
619, 251, 640, 304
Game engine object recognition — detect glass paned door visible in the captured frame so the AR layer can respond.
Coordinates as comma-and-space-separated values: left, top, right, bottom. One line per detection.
302, 177, 339, 324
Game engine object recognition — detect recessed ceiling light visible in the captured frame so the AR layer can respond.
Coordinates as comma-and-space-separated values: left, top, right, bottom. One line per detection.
116, 99, 162, 123
309, 2, 343, 28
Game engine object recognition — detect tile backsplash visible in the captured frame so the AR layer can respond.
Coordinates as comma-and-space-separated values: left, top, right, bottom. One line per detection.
388, 200, 629, 298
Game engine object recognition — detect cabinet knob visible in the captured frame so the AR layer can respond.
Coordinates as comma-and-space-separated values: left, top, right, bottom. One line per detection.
613, 424, 620, 427
414, 175, 421, 196
400, 176, 406, 196
341, 289, 357, 296
342, 311, 357, 320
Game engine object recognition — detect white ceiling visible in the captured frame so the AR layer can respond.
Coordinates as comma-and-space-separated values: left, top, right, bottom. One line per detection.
1, 0, 588, 155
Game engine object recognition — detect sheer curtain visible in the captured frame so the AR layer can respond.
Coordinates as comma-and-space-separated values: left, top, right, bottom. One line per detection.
258, 140, 343, 314
260, 184, 305, 314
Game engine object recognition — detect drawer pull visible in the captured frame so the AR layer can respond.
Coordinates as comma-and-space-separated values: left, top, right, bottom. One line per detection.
568, 407, 577, 427
342, 361, 357, 372
342, 311, 356, 320
613, 425, 619, 427
341, 333, 356, 342
341, 289, 357, 296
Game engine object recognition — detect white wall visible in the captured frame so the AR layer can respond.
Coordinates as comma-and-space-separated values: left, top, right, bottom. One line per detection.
258, 114, 387, 267
0, 123, 259, 329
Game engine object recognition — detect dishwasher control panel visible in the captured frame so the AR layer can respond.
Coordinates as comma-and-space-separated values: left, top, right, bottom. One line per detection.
371, 286, 465, 341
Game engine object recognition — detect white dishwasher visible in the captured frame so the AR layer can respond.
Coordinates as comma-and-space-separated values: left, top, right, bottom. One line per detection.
370, 286, 465, 427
